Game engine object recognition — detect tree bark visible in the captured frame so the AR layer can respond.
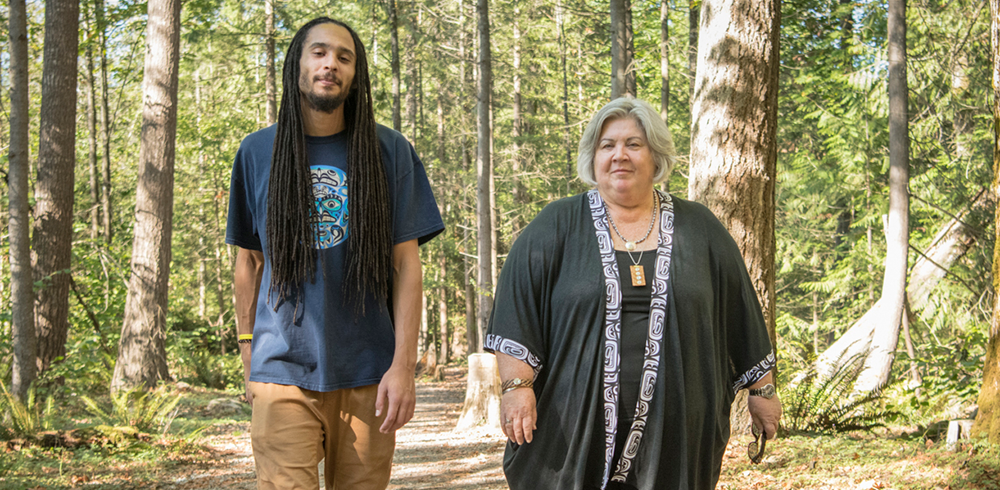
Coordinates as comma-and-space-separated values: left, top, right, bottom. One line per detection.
33, 0, 80, 373
854, 0, 909, 394
476, 0, 494, 353
558, 0, 573, 194
688, 0, 699, 101
8, 0, 37, 401
512, 5, 526, 238
610, 0, 629, 99
85, 6, 101, 241
264, 0, 277, 125
973, 0, 1000, 443
404, 2, 418, 142
389, 0, 402, 132
660, 0, 670, 121
456, 353, 502, 430
98, 0, 113, 242
112, 0, 182, 391
439, 253, 450, 365
688, 0, 780, 433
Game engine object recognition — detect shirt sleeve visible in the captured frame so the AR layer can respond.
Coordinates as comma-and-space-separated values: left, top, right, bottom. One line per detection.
389, 137, 444, 246
225, 143, 262, 251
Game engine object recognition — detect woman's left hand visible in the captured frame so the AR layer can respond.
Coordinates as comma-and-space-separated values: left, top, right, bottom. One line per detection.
748, 393, 782, 441
500, 387, 537, 445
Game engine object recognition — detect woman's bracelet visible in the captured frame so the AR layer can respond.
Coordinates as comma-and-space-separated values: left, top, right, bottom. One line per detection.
238, 333, 253, 344
501, 377, 533, 394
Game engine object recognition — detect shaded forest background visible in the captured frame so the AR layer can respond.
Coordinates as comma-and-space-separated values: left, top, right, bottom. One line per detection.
0, 0, 995, 441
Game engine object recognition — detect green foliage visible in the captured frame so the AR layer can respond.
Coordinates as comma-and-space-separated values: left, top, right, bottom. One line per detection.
0, 381, 56, 440
784, 355, 898, 433
80, 387, 182, 444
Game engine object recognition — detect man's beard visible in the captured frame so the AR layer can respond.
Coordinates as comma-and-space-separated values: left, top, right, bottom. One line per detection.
301, 73, 350, 113
304, 89, 348, 113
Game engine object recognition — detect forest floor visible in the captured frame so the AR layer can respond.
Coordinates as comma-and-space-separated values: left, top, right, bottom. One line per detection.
2, 366, 998, 489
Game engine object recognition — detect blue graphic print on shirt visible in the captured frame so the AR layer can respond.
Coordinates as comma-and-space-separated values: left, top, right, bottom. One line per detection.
310, 165, 349, 249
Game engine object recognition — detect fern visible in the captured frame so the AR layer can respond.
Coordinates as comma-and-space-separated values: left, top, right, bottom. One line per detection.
0, 380, 55, 440
81, 386, 182, 443
785, 353, 898, 433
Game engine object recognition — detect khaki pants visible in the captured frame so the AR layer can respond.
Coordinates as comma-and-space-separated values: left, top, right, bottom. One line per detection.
250, 382, 395, 490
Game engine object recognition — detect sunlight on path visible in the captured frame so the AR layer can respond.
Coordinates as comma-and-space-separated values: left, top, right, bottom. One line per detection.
387, 368, 509, 490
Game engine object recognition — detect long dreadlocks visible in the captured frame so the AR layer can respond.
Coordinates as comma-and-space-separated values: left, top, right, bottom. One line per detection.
266, 17, 392, 316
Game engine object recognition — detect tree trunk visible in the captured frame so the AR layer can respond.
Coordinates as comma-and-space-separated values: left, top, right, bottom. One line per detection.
264, 0, 277, 125
688, 0, 699, 101
476, 0, 494, 353
404, 3, 418, 142
389, 0, 402, 132
460, 0, 479, 355
558, 0, 573, 194
112, 0, 182, 392
439, 254, 450, 365
688, 0, 780, 433
33, 0, 79, 373
973, 0, 1000, 443
854, 0, 909, 394
610, 0, 628, 99
98, 0, 113, 243
512, 5, 525, 238
8, 0, 37, 401
660, 0, 670, 121
456, 353, 502, 430
85, 6, 101, 241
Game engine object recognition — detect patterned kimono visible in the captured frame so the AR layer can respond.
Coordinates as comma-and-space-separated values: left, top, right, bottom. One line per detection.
486, 190, 774, 490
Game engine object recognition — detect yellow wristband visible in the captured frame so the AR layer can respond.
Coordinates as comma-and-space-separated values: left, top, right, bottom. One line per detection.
238, 334, 253, 341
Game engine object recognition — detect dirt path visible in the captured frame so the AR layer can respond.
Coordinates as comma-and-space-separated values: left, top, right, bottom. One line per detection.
164, 367, 507, 490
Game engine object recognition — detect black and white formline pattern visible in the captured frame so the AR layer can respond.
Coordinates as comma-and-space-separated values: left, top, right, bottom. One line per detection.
589, 189, 675, 488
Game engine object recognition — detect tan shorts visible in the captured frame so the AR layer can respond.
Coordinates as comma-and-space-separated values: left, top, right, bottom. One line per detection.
250, 382, 395, 490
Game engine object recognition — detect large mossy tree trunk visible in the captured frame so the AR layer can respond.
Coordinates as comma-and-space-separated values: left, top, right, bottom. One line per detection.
688, 0, 780, 434
112, 0, 182, 392
973, 0, 1000, 444
33, 0, 79, 373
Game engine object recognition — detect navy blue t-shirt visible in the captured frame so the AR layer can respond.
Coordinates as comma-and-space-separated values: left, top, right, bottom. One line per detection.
225, 124, 444, 392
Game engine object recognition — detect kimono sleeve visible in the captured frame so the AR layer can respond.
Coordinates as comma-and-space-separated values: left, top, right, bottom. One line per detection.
715, 228, 775, 393
484, 221, 554, 376
225, 143, 262, 251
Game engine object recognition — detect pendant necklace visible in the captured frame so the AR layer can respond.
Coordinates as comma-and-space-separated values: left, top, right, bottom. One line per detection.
606, 192, 658, 287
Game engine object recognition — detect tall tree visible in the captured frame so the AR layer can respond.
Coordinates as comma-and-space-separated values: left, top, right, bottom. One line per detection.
389, 0, 402, 132
8, 0, 36, 401
33, 0, 80, 372
98, 0, 113, 242
264, 0, 277, 125
973, 0, 1000, 444
854, 0, 910, 393
85, 5, 101, 240
660, 0, 670, 120
113, 0, 182, 391
688, 0, 699, 100
688, 0, 780, 429
476, 0, 494, 351
610, 0, 635, 98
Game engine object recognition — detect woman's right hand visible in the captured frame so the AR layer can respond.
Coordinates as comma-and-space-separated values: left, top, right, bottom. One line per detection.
501, 387, 537, 445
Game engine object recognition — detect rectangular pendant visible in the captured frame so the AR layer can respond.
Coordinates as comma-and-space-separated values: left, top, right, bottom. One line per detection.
630, 265, 646, 287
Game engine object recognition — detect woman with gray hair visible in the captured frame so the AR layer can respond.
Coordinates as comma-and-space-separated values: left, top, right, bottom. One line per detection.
485, 96, 781, 490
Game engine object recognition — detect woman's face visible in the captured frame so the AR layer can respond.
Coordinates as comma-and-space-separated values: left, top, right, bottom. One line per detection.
594, 117, 656, 198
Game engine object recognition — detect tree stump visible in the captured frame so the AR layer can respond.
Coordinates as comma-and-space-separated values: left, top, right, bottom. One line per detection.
456, 353, 501, 430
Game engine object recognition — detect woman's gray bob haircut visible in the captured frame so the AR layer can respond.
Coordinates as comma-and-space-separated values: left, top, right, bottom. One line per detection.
577, 96, 677, 186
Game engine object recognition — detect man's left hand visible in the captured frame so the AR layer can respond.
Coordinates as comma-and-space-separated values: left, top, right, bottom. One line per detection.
376, 363, 416, 433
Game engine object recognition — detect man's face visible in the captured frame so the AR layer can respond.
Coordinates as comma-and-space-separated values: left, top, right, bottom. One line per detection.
298, 23, 357, 114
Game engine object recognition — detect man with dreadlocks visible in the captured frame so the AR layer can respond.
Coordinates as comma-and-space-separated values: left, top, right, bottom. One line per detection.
226, 17, 444, 490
